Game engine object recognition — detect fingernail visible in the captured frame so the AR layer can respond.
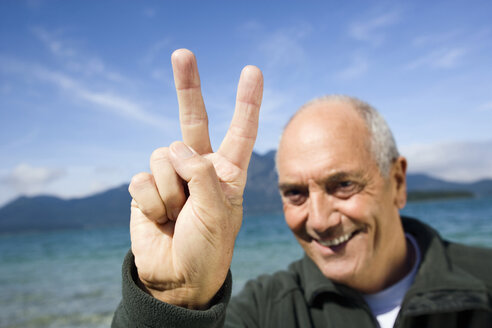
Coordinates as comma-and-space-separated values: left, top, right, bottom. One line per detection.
171, 142, 193, 159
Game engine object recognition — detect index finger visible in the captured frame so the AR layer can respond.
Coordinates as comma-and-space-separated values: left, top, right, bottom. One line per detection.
218, 65, 263, 170
171, 49, 213, 154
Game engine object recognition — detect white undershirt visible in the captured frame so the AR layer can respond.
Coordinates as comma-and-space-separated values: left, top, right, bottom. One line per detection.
362, 234, 421, 328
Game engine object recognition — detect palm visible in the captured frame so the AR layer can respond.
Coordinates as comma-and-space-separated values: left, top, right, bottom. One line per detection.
131, 153, 243, 285
128, 49, 263, 307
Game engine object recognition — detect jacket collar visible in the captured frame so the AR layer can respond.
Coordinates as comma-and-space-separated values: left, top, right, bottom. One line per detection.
293, 217, 489, 312
294, 252, 338, 306
400, 217, 489, 315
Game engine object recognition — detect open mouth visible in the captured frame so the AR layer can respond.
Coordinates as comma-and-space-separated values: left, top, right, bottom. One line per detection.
317, 230, 361, 248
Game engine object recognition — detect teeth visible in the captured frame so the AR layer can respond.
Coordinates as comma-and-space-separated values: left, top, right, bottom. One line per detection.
319, 232, 353, 247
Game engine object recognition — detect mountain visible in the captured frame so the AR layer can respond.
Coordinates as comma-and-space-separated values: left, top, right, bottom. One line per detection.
406, 173, 492, 193
0, 185, 131, 233
243, 150, 282, 214
1, 151, 492, 233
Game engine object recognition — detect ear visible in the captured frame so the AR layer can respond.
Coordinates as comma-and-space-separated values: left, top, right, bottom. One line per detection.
391, 156, 407, 209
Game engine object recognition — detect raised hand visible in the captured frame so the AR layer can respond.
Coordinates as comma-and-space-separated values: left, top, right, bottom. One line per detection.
128, 49, 263, 309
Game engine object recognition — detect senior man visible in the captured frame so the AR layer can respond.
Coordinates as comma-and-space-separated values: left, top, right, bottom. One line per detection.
112, 50, 492, 327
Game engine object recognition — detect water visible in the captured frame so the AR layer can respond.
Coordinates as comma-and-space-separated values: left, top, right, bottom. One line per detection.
400, 196, 492, 247
0, 228, 129, 327
0, 196, 491, 327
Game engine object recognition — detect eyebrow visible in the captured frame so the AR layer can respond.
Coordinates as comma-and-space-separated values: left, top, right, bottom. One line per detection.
278, 182, 305, 192
278, 171, 364, 191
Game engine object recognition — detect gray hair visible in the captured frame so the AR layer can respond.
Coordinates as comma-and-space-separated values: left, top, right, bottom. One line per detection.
279, 95, 400, 177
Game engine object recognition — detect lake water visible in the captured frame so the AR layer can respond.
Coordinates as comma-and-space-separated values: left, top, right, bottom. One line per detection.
1, 196, 491, 327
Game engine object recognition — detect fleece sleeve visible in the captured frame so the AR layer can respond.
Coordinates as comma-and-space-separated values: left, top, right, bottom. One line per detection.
111, 250, 232, 328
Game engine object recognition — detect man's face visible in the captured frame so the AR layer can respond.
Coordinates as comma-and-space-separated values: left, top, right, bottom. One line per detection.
277, 102, 406, 293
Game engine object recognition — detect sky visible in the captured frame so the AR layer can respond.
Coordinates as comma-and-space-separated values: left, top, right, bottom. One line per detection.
1, 0, 492, 206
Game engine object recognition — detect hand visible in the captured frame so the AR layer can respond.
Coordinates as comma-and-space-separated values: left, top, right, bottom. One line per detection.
128, 49, 263, 309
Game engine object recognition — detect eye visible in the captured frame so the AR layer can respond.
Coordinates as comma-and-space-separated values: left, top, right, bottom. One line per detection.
326, 180, 360, 199
282, 189, 307, 206
339, 181, 354, 189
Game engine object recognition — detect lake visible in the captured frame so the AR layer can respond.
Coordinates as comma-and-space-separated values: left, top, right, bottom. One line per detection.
1, 196, 491, 327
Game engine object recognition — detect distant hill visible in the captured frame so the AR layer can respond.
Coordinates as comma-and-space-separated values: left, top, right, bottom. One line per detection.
1, 151, 491, 233
406, 173, 492, 194
243, 150, 282, 214
0, 185, 131, 233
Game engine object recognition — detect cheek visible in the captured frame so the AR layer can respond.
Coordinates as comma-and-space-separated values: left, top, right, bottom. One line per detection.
283, 204, 307, 235
337, 196, 374, 224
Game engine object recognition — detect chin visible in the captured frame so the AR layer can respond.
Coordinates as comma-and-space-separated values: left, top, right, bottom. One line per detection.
318, 259, 358, 285
304, 238, 367, 286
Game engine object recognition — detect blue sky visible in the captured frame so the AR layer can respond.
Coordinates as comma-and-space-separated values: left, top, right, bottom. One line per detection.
1, 0, 492, 206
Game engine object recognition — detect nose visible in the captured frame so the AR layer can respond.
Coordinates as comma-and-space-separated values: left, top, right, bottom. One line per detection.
307, 183, 341, 234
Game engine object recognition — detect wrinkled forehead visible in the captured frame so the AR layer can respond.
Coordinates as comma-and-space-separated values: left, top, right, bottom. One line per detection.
277, 102, 372, 172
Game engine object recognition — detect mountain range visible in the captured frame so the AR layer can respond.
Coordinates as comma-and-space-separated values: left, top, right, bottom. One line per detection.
1, 151, 491, 233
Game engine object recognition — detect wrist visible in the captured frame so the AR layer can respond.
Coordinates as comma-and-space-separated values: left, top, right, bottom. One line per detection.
137, 278, 213, 310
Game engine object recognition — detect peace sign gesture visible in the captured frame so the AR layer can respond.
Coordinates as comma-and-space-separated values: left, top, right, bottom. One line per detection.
128, 49, 263, 309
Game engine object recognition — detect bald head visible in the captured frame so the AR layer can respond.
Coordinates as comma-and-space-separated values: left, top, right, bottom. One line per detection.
278, 95, 399, 177
276, 96, 409, 292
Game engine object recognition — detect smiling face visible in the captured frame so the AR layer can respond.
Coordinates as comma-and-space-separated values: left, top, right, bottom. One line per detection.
277, 101, 408, 293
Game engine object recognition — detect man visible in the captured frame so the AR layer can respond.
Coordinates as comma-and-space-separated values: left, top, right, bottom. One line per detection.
112, 49, 492, 327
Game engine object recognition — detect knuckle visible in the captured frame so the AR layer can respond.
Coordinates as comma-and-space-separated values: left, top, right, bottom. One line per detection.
196, 157, 214, 173
140, 204, 165, 220
189, 157, 219, 186
189, 157, 217, 179
150, 147, 170, 164
130, 172, 154, 189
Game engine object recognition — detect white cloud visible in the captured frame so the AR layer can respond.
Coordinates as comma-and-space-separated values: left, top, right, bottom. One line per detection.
2, 163, 66, 194
349, 11, 400, 46
142, 38, 171, 66
0, 163, 134, 206
32, 26, 131, 84
406, 47, 467, 70
243, 25, 312, 151
433, 48, 467, 68
150, 68, 168, 80
237, 20, 263, 35
260, 87, 291, 120
0, 129, 40, 151
32, 26, 76, 58
32, 66, 176, 129
412, 30, 460, 47
226, 23, 314, 153
478, 101, 492, 112
259, 24, 311, 71
402, 140, 492, 182
0, 55, 177, 130
337, 55, 368, 80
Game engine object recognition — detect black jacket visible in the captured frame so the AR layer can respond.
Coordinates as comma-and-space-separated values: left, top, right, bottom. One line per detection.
112, 217, 492, 327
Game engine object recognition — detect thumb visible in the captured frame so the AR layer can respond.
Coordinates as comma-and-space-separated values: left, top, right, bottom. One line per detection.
168, 141, 226, 214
